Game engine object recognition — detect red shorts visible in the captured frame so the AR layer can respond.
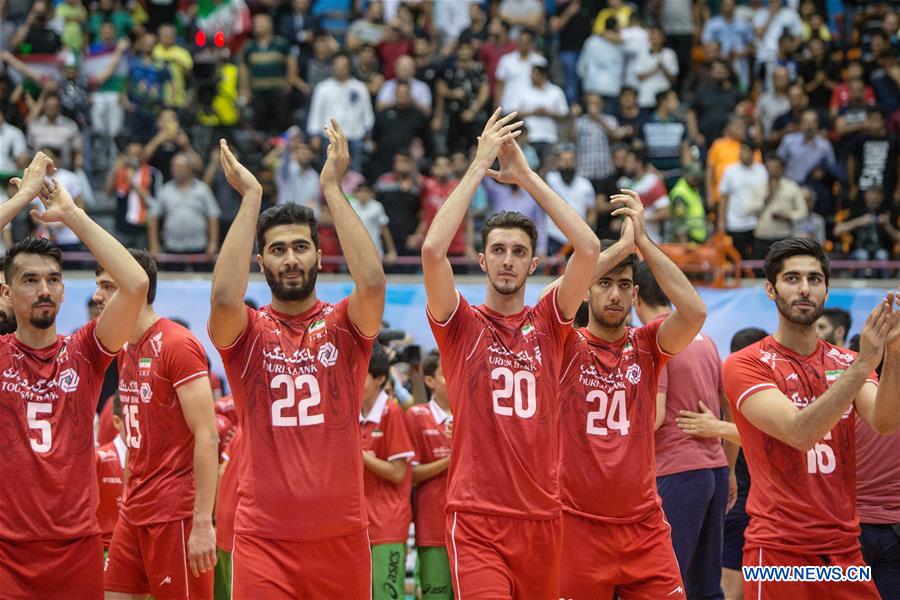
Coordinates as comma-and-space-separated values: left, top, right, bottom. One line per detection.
104, 517, 213, 599
0, 534, 103, 599
446, 511, 562, 600
232, 529, 371, 598
743, 545, 881, 600
559, 510, 684, 600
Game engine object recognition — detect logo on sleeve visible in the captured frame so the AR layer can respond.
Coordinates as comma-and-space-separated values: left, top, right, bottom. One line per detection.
150, 332, 164, 357
57, 368, 80, 393
317, 342, 339, 368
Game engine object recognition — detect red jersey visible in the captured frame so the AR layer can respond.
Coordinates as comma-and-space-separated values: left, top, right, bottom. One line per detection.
216, 426, 243, 553
407, 400, 452, 547
427, 291, 571, 520
360, 392, 415, 545
558, 321, 670, 522
421, 177, 465, 256
0, 320, 115, 541
95, 436, 126, 549
97, 393, 117, 446
215, 412, 236, 461
723, 337, 879, 553
855, 420, 900, 525
215, 395, 237, 425
212, 299, 376, 541
117, 318, 209, 526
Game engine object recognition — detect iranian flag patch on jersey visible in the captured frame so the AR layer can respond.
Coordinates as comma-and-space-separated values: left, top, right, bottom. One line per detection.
309, 318, 325, 334
139, 358, 152, 370
825, 370, 843, 384
521, 323, 535, 336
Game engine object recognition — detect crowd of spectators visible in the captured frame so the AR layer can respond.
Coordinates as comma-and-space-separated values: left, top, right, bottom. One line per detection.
0, 0, 898, 276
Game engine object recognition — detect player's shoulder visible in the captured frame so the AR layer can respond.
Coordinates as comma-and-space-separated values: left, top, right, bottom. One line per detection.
408, 404, 431, 417
155, 317, 205, 349
723, 337, 771, 369
819, 341, 857, 370
95, 441, 118, 462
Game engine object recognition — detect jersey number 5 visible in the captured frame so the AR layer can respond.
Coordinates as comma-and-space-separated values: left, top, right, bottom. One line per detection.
271, 374, 324, 427
586, 390, 630, 436
27, 402, 52, 453
492, 368, 536, 419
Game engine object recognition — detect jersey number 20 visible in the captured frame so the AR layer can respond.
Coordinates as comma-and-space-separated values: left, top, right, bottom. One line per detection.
492, 368, 536, 419
271, 374, 324, 427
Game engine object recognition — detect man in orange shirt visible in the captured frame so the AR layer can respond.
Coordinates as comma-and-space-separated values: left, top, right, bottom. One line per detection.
705, 117, 760, 206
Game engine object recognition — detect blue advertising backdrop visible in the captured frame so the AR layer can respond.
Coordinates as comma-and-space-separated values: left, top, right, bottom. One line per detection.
53, 279, 893, 387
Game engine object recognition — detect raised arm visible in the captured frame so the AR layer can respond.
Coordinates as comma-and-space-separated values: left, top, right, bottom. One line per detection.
540, 214, 635, 301
855, 293, 900, 434
320, 120, 385, 338
738, 300, 894, 451
209, 140, 262, 347
488, 138, 601, 319
3, 152, 55, 230
421, 109, 522, 322
612, 189, 706, 355
34, 179, 148, 352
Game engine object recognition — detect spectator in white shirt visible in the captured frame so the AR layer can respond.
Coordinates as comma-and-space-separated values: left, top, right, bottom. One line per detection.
375, 55, 432, 114
545, 146, 597, 255
634, 27, 679, 109
274, 138, 321, 213
507, 65, 568, 163
349, 180, 397, 263
718, 139, 768, 259
0, 112, 27, 173
577, 17, 626, 108
752, 0, 802, 66
306, 53, 374, 172
494, 28, 547, 108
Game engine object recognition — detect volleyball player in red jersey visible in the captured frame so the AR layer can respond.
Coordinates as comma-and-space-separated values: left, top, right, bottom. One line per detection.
421, 109, 601, 599
723, 238, 900, 599
0, 156, 149, 598
208, 121, 386, 597
95, 395, 126, 553
92, 250, 219, 599
551, 192, 707, 599
407, 350, 453, 600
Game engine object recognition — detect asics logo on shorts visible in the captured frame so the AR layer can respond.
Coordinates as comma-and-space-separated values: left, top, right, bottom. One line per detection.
667, 585, 684, 596
159, 576, 173, 585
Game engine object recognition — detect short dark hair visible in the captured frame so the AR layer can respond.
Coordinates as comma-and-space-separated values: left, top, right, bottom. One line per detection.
481, 211, 538, 256
368, 343, 392, 384
112, 393, 123, 419
257, 203, 319, 252
763, 238, 830, 287
423, 349, 441, 379
519, 27, 536, 40
633, 261, 671, 308
655, 89, 676, 107
822, 307, 851, 335
730, 327, 768, 353
169, 317, 191, 329
598, 238, 636, 276
4, 237, 63, 282
94, 249, 158, 304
